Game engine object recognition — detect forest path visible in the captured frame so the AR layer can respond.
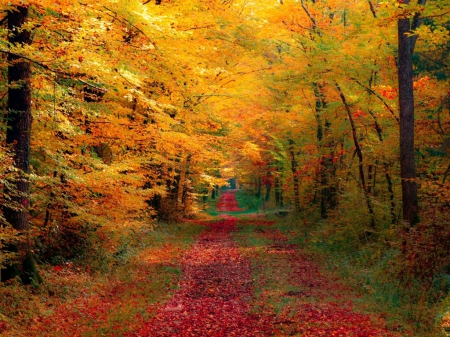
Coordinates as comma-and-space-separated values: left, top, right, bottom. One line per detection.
132, 189, 401, 337
14, 190, 404, 336
132, 190, 273, 336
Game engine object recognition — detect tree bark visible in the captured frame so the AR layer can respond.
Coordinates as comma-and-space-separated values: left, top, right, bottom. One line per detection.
336, 83, 375, 228
264, 172, 271, 202
275, 176, 283, 207
288, 139, 301, 212
398, 0, 421, 225
2, 6, 41, 286
313, 83, 336, 218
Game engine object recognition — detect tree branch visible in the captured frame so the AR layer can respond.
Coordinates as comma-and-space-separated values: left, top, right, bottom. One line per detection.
300, 0, 317, 28
0, 49, 106, 92
410, 0, 427, 53
102, 6, 159, 51
351, 78, 399, 123
367, 0, 377, 18
0, 15, 7, 26
0, 90, 7, 103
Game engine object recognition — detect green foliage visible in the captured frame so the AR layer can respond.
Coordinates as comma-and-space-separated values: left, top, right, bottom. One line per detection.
289, 205, 450, 336
234, 189, 262, 211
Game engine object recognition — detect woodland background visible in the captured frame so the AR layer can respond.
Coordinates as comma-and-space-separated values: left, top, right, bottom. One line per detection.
0, 0, 449, 335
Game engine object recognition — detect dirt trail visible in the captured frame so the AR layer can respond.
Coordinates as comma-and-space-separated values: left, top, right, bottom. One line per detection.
216, 189, 242, 212
3, 190, 402, 337
132, 189, 400, 337
132, 190, 273, 336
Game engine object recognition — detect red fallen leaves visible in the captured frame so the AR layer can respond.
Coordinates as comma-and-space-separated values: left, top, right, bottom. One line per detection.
216, 190, 242, 212
16, 190, 403, 337
131, 218, 274, 337
255, 235, 403, 337
290, 303, 398, 337
133, 189, 401, 337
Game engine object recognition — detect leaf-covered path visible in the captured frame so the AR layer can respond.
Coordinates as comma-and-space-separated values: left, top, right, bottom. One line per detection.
8, 190, 405, 336
132, 191, 274, 336
132, 190, 401, 337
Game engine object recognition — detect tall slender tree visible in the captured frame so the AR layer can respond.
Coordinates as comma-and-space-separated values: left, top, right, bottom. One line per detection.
2, 5, 40, 285
397, 0, 426, 225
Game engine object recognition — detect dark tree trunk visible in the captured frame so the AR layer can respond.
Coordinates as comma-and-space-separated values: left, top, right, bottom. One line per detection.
337, 83, 375, 228
255, 176, 262, 199
265, 182, 271, 202
275, 177, 283, 207
398, 0, 422, 225
288, 139, 301, 212
367, 87, 397, 224
264, 171, 272, 202
313, 84, 327, 218
2, 6, 41, 286
314, 84, 337, 218
5, 6, 32, 231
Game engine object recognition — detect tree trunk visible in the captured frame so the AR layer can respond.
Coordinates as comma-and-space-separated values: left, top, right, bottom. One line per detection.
398, 0, 421, 225
337, 83, 375, 228
313, 84, 327, 218
264, 181, 271, 202
256, 176, 262, 199
288, 139, 301, 212
2, 6, 41, 286
275, 176, 283, 207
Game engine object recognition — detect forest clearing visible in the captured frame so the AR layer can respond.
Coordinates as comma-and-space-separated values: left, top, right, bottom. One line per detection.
0, 0, 449, 336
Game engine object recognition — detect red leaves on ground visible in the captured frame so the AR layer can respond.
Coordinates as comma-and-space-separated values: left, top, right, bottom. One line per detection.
13, 190, 403, 336
216, 190, 242, 212
256, 235, 402, 337
131, 218, 274, 337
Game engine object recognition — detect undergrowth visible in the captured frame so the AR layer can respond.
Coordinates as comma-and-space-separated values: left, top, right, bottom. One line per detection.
0, 220, 204, 336
277, 209, 450, 337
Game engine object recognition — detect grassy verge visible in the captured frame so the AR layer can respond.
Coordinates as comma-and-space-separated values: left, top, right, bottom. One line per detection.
233, 216, 412, 336
0, 221, 205, 336
270, 214, 450, 337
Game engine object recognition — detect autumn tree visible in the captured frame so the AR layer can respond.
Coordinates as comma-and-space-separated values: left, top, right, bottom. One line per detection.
397, 0, 426, 225
1, 4, 41, 285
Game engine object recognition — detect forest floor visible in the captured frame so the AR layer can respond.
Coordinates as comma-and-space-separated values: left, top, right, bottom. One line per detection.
1, 190, 407, 336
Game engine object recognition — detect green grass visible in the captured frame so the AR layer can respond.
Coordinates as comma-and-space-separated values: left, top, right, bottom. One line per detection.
273, 210, 449, 336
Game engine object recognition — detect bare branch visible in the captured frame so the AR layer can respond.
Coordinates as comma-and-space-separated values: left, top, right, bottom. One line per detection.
0, 49, 106, 92
351, 78, 399, 123
102, 6, 159, 51
367, 0, 377, 18
0, 15, 7, 26
300, 0, 318, 31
